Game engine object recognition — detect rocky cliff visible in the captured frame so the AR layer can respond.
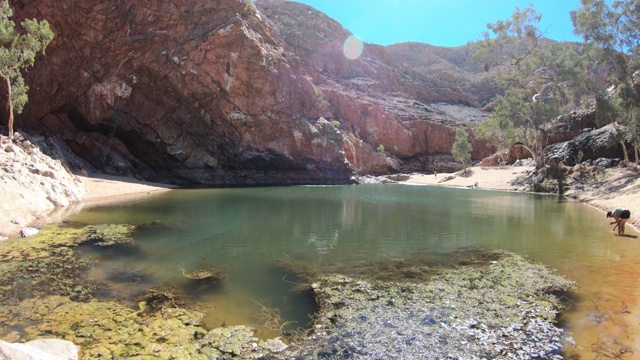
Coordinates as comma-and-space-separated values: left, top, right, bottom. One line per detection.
6, 0, 502, 185
257, 0, 498, 172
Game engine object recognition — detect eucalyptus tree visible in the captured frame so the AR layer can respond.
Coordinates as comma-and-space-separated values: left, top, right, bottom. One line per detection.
452, 127, 472, 172
572, 0, 640, 163
472, 5, 588, 169
0, 0, 53, 140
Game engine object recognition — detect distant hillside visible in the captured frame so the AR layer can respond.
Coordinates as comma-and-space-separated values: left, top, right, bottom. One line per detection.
257, 0, 499, 107
386, 42, 500, 107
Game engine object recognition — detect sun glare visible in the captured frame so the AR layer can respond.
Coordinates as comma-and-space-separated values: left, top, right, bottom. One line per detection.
343, 35, 364, 60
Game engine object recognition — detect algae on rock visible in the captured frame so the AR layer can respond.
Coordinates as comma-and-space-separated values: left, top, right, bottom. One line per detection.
84, 224, 137, 246
0, 224, 288, 359
284, 251, 575, 359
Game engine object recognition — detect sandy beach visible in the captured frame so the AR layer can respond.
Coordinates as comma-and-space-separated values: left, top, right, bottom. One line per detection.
78, 173, 176, 206
405, 166, 533, 191
0, 173, 176, 240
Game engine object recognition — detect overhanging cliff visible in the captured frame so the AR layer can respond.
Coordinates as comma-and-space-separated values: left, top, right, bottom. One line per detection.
10, 0, 497, 185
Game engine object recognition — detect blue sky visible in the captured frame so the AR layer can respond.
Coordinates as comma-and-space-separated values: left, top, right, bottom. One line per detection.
290, 0, 586, 47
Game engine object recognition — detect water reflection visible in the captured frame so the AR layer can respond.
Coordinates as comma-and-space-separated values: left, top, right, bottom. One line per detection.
66, 184, 640, 354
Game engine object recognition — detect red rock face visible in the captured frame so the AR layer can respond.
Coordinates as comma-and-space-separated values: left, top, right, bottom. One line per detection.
256, 0, 498, 174
10, 0, 496, 184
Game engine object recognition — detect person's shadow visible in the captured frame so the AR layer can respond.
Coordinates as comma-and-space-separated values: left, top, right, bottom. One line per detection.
615, 234, 638, 238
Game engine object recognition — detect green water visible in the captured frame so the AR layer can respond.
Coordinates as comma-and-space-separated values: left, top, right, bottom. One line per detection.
65, 184, 640, 346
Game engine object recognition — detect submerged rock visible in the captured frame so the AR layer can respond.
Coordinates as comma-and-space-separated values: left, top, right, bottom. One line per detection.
0, 225, 288, 359
285, 251, 574, 359
0, 224, 575, 359
20, 227, 40, 238
179, 266, 226, 281
84, 224, 137, 246
0, 295, 288, 359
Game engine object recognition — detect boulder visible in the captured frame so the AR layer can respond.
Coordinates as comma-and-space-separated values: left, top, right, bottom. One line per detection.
0, 133, 85, 239
0, 339, 79, 360
546, 100, 597, 145
20, 227, 40, 238
545, 123, 631, 166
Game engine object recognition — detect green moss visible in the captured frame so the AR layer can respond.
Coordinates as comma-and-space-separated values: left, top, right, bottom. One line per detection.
0, 224, 141, 304
0, 224, 287, 358
85, 224, 137, 246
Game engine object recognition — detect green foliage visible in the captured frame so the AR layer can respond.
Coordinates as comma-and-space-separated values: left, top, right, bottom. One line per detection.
471, 5, 589, 168
530, 182, 551, 193
575, 149, 584, 164
573, 0, 640, 163
597, 90, 634, 162
595, 90, 623, 127
245, 0, 256, 14
0, 0, 54, 139
330, 120, 341, 128
376, 144, 385, 153
452, 127, 472, 170
475, 118, 508, 156
572, 0, 640, 82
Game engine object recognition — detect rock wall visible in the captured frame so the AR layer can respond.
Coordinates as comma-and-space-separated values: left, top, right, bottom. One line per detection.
8, 0, 497, 185
545, 123, 630, 166
11, 0, 354, 185
257, 0, 497, 173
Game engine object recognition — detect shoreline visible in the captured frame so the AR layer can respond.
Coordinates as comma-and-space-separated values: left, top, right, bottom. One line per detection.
31, 165, 640, 237
0, 172, 176, 241
33, 174, 177, 234
403, 165, 640, 233
75, 166, 640, 235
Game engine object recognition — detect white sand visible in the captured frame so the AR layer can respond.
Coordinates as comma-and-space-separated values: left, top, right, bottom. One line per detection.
79, 173, 176, 207
405, 166, 533, 191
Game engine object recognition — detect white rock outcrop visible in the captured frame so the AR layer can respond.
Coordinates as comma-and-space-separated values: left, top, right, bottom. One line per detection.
0, 339, 79, 360
0, 133, 86, 240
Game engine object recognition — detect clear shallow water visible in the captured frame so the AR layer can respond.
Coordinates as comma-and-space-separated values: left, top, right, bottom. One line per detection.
65, 184, 640, 349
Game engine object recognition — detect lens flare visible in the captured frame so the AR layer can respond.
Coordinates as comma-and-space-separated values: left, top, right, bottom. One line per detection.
343, 35, 364, 60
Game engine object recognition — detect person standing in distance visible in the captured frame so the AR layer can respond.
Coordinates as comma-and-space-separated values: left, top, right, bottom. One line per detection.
607, 208, 631, 236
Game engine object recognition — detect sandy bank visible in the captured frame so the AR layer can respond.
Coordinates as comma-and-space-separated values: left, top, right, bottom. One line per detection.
78, 173, 176, 207
405, 166, 533, 192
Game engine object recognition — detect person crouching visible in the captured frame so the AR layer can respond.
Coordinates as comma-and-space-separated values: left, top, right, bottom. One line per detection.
607, 208, 631, 236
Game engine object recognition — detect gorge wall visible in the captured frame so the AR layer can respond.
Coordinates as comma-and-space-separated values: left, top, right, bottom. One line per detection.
9, 0, 498, 185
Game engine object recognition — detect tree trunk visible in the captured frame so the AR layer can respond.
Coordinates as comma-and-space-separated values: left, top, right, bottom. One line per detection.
620, 140, 629, 165
514, 142, 539, 166
535, 128, 547, 169
4, 76, 14, 140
